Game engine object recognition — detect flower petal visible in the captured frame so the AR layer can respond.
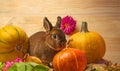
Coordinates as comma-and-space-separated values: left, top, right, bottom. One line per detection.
60, 16, 76, 35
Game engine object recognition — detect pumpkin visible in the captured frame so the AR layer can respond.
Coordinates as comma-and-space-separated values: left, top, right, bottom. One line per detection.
0, 25, 29, 62
53, 47, 87, 71
24, 54, 42, 64
68, 21, 106, 63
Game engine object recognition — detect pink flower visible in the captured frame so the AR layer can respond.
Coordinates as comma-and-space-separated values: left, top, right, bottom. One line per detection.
60, 16, 76, 35
2, 58, 23, 71
13, 58, 23, 62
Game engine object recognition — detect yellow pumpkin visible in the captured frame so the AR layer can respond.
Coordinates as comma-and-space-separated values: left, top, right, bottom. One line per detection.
0, 25, 29, 62
68, 22, 106, 63
24, 54, 42, 64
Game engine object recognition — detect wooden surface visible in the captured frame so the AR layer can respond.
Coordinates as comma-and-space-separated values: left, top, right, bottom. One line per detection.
0, 0, 120, 63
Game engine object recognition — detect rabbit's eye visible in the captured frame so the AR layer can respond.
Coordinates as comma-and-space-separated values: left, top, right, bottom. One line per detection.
52, 34, 57, 39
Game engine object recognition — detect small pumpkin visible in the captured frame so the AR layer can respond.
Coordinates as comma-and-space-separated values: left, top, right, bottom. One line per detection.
68, 22, 106, 63
53, 47, 87, 71
0, 25, 29, 62
24, 54, 42, 64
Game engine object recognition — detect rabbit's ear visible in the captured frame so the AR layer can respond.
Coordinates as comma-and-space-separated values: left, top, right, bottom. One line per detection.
43, 17, 53, 32
55, 16, 61, 28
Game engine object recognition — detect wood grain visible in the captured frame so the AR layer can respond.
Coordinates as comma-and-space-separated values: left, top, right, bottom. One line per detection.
0, 0, 120, 63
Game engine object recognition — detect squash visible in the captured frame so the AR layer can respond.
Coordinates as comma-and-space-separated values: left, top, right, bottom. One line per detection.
68, 22, 106, 63
0, 25, 29, 62
53, 47, 87, 71
24, 54, 42, 64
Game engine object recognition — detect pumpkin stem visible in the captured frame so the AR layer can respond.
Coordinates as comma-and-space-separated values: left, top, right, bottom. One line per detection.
66, 39, 73, 48
80, 21, 89, 32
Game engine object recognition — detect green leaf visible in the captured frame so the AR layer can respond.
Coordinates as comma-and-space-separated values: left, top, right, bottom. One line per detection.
33, 65, 49, 71
29, 62, 39, 67
0, 62, 4, 71
0, 62, 2, 65
8, 62, 26, 71
8, 64, 17, 71
8, 62, 49, 71
25, 62, 33, 71
15, 62, 26, 71
29, 62, 49, 71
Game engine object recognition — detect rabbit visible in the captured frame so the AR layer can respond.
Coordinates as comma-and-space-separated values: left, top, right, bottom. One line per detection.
29, 16, 67, 66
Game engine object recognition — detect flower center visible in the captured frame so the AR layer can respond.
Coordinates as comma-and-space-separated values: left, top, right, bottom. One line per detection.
65, 23, 69, 28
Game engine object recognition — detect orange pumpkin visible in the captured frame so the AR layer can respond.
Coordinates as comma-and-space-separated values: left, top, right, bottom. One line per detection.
68, 22, 106, 63
0, 25, 29, 62
53, 47, 87, 71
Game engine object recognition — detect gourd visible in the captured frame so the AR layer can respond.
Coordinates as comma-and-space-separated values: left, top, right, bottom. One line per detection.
53, 47, 87, 71
68, 22, 106, 63
24, 54, 42, 64
0, 25, 29, 62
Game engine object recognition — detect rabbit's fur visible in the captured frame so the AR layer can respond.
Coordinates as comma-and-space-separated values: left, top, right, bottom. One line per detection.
29, 16, 66, 66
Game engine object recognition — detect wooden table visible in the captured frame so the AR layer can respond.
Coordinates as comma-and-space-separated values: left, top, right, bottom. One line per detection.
0, 0, 120, 63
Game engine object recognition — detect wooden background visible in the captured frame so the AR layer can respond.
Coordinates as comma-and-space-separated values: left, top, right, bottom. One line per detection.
0, 0, 120, 63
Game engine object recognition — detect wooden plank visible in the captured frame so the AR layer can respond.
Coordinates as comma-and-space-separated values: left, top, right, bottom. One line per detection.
0, 0, 119, 16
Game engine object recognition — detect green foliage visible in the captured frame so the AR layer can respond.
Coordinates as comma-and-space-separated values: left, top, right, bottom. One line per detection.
0, 62, 4, 71
8, 62, 49, 71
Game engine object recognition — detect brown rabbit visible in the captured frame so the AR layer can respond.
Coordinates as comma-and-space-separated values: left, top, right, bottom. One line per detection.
29, 16, 66, 66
